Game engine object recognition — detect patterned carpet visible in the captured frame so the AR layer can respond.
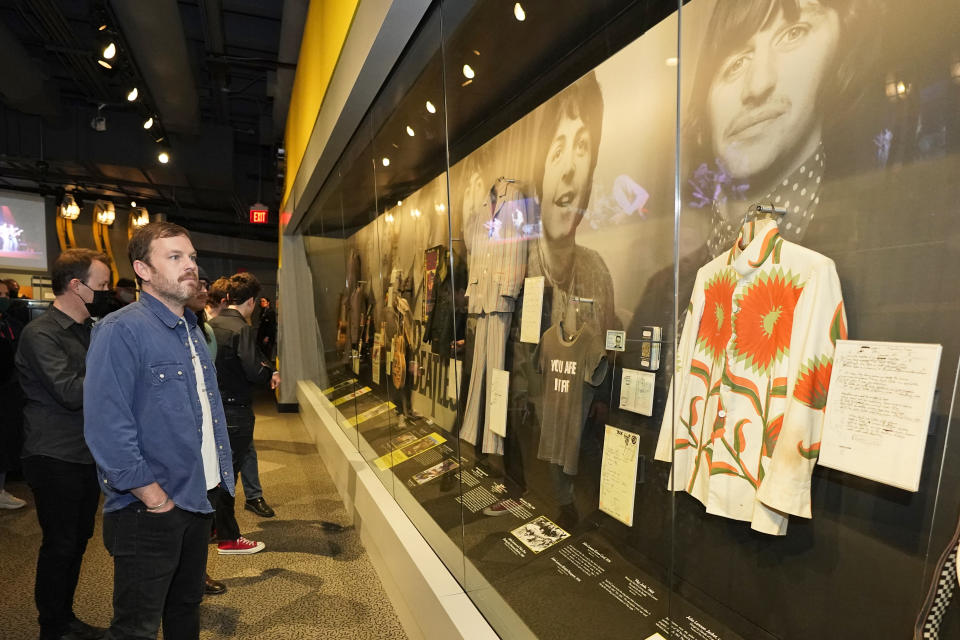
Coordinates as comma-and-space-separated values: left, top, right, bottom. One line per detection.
0, 395, 408, 640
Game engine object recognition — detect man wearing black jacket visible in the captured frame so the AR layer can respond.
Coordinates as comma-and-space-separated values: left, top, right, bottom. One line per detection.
208, 272, 279, 554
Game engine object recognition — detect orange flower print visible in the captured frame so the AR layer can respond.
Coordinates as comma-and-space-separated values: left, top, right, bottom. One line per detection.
696, 270, 737, 363
731, 270, 803, 374
793, 356, 833, 410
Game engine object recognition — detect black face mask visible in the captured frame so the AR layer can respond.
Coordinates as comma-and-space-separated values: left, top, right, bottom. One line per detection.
81, 282, 113, 318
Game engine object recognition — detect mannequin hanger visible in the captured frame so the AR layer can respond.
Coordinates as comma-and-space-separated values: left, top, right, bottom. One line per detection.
737, 202, 786, 248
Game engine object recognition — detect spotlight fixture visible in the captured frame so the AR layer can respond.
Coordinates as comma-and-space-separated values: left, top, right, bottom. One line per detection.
462, 64, 475, 79
406, 126, 415, 137
126, 87, 138, 102
397, 200, 402, 206
425, 100, 436, 114
381, 157, 390, 167
514, 3, 526, 21
130, 207, 150, 229
90, 104, 107, 132
97, 60, 112, 69
102, 42, 116, 60
98, 24, 107, 31
59, 193, 81, 220
143, 116, 154, 129
158, 151, 170, 164
95, 200, 116, 226
130, 200, 137, 208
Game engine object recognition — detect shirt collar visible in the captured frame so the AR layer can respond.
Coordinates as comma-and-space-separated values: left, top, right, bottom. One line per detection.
220, 308, 245, 321
727, 218, 782, 276
49, 304, 83, 329
139, 291, 198, 329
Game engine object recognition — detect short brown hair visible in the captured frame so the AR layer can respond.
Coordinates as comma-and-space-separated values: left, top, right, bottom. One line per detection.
128, 221, 191, 284
208, 277, 229, 305
226, 272, 261, 305
52, 249, 111, 295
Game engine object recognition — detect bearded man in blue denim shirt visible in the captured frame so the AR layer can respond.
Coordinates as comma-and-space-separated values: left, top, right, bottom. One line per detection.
84, 222, 235, 640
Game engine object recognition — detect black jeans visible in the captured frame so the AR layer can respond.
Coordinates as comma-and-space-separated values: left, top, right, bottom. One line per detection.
22, 455, 100, 638
212, 406, 254, 541
102, 503, 212, 640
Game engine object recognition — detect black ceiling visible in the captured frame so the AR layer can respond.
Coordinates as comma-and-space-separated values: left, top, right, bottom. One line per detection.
0, 0, 303, 241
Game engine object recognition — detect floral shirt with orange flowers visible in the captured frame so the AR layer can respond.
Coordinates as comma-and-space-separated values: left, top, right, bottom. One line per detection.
655, 219, 846, 535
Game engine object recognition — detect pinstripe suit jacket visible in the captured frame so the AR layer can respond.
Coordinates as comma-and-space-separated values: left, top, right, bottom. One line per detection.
466, 181, 532, 314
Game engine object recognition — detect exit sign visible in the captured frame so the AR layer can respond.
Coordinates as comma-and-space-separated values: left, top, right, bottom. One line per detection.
249, 205, 269, 224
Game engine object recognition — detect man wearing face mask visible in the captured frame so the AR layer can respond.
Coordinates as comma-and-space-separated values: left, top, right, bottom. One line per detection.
14, 249, 111, 640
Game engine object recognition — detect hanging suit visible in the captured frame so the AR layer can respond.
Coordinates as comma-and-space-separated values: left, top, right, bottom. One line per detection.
459, 180, 532, 454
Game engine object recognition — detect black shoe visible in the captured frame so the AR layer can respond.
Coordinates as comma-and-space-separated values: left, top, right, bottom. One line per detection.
205, 573, 227, 595
61, 619, 106, 640
245, 497, 275, 518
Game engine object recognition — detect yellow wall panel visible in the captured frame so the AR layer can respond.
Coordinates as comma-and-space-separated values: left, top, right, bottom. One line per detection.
283, 0, 360, 207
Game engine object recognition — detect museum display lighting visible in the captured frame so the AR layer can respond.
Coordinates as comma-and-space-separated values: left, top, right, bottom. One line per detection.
126, 87, 138, 102
158, 151, 170, 164
514, 3, 526, 21
96, 201, 116, 225
382, 157, 390, 167
59, 194, 80, 220
143, 116, 154, 129
425, 100, 436, 114
463, 64, 475, 79
406, 126, 415, 137
102, 42, 116, 60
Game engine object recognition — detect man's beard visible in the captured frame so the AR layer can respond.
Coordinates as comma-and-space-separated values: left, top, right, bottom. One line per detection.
152, 270, 197, 305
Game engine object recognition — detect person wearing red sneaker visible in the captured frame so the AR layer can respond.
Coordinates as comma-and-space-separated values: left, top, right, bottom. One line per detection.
208, 272, 276, 555
84, 223, 236, 639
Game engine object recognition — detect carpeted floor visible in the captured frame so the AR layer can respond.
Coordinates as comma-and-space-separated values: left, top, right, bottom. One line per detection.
0, 395, 408, 640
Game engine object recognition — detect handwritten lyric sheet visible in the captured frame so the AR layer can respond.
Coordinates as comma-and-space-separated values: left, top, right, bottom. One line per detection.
818, 340, 941, 491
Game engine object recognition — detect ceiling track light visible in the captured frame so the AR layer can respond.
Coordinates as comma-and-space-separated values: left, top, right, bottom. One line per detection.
95, 200, 116, 226
158, 151, 170, 164
143, 116, 154, 129
59, 193, 81, 220
425, 100, 436, 114
102, 42, 116, 60
97, 60, 112, 69
127, 87, 138, 102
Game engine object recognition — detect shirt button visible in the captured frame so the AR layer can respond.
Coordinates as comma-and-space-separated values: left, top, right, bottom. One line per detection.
718, 410, 727, 418
214, 419, 218, 424
203, 365, 207, 370
159, 373, 165, 379
208, 392, 213, 397
178, 371, 183, 376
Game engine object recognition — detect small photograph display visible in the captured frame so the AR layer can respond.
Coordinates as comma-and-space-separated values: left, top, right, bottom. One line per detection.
511, 516, 571, 554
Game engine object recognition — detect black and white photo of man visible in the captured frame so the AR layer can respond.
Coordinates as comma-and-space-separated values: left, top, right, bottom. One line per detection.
685, 0, 876, 255
529, 70, 616, 335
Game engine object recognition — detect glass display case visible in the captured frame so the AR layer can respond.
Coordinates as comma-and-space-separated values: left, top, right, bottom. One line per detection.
297, 0, 960, 637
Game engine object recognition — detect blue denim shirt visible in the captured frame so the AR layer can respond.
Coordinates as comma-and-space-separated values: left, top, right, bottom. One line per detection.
84, 291, 235, 514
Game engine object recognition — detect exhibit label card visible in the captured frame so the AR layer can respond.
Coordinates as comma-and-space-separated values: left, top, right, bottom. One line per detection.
818, 340, 941, 492
520, 276, 545, 343
600, 425, 640, 526
619, 368, 656, 416
488, 368, 510, 437
447, 358, 463, 402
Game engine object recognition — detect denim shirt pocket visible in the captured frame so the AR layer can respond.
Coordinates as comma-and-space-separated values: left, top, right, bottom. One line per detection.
148, 362, 191, 414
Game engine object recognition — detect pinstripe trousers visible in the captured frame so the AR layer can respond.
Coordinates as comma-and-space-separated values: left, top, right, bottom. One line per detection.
459, 311, 510, 455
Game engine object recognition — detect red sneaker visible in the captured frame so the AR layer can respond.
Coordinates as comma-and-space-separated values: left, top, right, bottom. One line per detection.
217, 536, 266, 555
